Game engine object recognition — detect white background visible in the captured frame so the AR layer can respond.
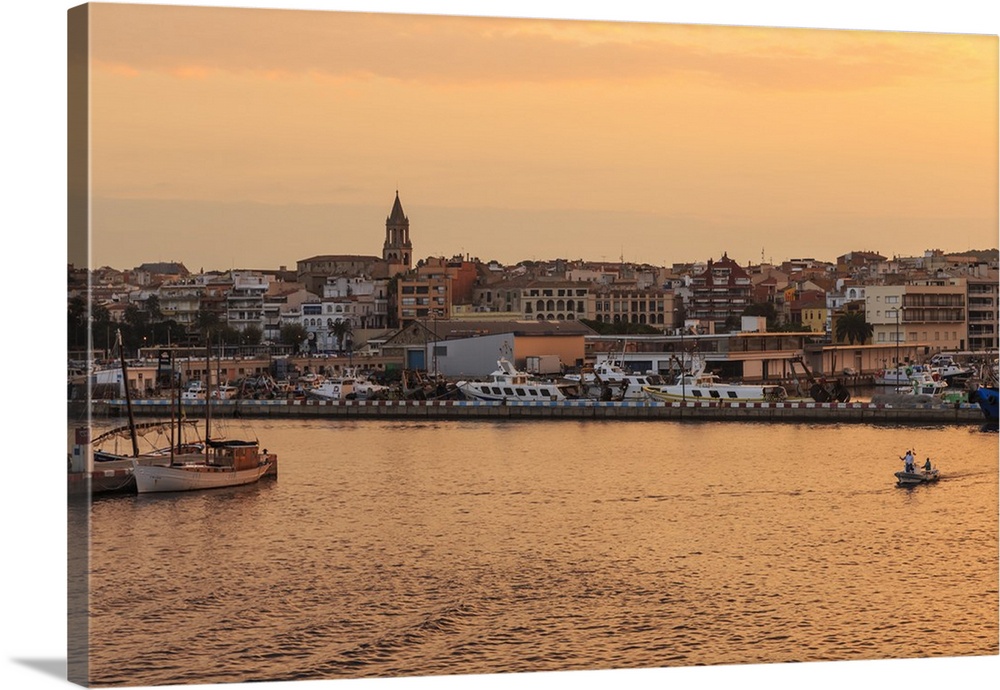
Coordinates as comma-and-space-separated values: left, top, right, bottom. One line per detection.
3, 2, 998, 690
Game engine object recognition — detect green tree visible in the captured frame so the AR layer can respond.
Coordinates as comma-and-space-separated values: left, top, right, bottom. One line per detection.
242, 325, 263, 346
834, 311, 874, 344
68, 295, 87, 348
579, 319, 659, 336
280, 323, 308, 347
772, 322, 812, 333
218, 325, 242, 345
90, 302, 113, 353
742, 302, 779, 329
123, 304, 148, 330
122, 304, 150, 352
151, 319, 186, 346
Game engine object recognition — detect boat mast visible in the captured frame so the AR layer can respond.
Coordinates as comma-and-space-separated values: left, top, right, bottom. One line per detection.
170, 350, 177, 466
117, 329, 140, 457
205, 342, 212, 444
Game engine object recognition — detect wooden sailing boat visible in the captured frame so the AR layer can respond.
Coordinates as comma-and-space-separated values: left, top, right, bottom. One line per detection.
131, 346, 275, 494
76, 331, 197, 494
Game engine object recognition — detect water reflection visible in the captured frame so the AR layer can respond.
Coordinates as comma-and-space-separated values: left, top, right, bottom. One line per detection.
82, 419, 998, 685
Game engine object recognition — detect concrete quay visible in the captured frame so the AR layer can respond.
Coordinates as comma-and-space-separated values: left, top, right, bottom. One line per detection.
95, 398, 990, 425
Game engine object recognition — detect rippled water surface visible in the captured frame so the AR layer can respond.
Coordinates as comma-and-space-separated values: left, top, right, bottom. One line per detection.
80, 420, 998, 686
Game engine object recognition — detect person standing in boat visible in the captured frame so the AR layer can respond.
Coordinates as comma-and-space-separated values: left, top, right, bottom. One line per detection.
900, 450, 915, 474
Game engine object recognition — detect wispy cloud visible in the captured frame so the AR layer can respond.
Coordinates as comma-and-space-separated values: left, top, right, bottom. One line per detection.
90, 4, 991, 91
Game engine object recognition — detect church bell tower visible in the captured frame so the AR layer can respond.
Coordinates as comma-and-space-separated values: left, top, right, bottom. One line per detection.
383, 191, 412, 270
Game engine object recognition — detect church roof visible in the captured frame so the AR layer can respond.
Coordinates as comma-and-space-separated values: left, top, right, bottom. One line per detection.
387, 191, 408, 224
135, 262, 189, 275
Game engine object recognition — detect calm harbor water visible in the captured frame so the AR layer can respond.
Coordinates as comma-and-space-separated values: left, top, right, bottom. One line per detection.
78, 419, 998, 686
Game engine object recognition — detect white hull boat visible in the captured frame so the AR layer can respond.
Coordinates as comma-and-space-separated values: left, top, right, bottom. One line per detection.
132, 458, 272, 493
306, 368, 389, 401
565, 358, 664, 401
307, 379, 355, 401
928, 355, 975, 384
457, 357, 580, 402
641, 356, 793, 403
896, 371, 951, 397
131, 441, 274, 493
894, 468, 940, 486
875, 364, 934, 386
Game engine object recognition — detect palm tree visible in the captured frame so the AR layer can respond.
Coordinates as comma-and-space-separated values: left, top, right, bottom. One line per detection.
329, 319, 353, 353
195, 308, 222, 344
145, 294, 164, 322
834, 311, 874, 345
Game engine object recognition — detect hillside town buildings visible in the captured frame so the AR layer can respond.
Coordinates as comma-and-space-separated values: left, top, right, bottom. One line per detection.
69, 192, 999, 379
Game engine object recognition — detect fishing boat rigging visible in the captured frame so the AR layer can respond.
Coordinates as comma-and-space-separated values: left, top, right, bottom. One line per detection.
130, 345, 276, 493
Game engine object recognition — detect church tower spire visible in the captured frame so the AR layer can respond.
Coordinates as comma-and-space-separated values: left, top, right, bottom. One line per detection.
383, 190, 412, 270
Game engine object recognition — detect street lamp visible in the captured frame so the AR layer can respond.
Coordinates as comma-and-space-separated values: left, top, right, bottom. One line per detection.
895, 307, 900, 376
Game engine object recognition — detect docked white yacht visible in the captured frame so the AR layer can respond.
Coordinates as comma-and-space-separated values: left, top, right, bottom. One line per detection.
641, 356, 792, 403
456, 358, 581, 402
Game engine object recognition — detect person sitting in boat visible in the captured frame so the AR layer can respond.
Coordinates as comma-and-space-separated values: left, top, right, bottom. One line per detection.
900, 450, 915, 474
923, 458, 932, 472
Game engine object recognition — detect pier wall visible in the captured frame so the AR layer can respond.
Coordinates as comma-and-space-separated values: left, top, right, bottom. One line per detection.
93, 398, 989, 425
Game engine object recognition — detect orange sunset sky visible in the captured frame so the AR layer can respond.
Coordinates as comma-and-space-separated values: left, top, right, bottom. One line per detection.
80, 2, 998, 271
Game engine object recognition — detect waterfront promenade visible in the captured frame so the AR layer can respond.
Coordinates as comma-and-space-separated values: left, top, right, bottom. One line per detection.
91, 397, 989, 425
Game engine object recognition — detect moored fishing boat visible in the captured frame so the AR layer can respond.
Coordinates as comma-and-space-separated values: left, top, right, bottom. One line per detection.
131, 439, 274, 493
131, 342, 277, 494
928, 353, 976, 385
306, 367, 389, 401
896, 370, 955, 399
640, 356, 794, 403
564, 356, 665, 401
875, 363, 935, 387
969, 384, 999, 421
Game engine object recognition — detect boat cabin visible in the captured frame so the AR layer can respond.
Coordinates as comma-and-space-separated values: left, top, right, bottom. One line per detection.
209, 440, 261, 471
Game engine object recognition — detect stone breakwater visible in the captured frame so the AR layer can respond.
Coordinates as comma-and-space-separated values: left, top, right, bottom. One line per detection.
93, 398, 989, 425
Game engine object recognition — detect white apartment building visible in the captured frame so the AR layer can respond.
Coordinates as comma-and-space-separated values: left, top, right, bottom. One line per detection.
227, 271, 270, 332
966, 271, 999, 353
157, 283, 203, 331
323, 275, 390, 329
279, 276, 390, 351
